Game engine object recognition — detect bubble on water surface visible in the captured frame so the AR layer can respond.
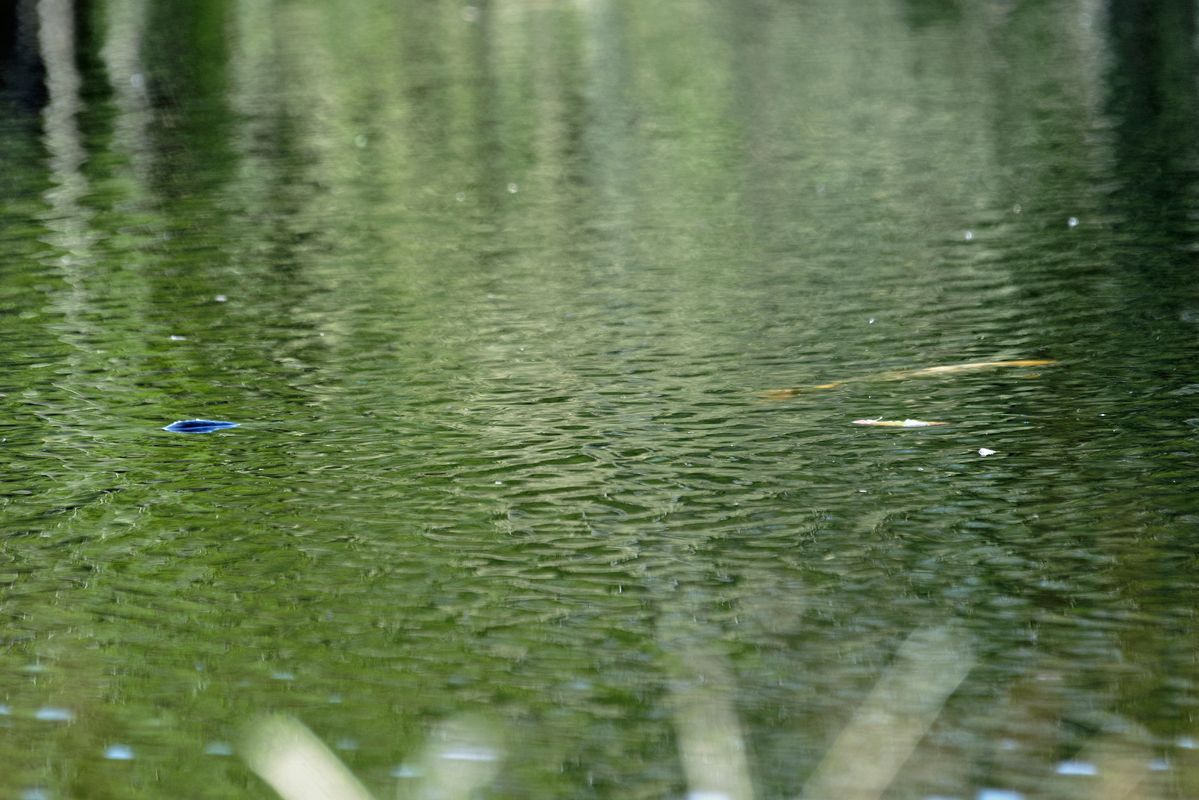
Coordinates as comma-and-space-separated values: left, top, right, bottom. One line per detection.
1055, 760, 1097, 776
104, 744, 134, 760
34, 707, 74, 722
1067, 216, 1079, 227
964, 230, 974, 241
441, 746, 499, 762
204, 741, 234, 756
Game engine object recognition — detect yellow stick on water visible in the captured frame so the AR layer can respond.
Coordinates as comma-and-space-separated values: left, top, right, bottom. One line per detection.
763, 359, 1057, 399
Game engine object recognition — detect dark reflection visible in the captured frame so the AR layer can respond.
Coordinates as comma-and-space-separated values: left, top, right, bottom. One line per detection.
1105, 0, 1199, 240
900, 0, 961, 29
0, 0, 46, 109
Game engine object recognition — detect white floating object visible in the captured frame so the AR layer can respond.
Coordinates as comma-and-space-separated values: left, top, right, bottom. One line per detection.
1055, 760, 1097, 776
1067, 216, 1079, 228
204, 741, 234, 756
34, 707, 74, 722
977, 790, 1023, 800
978, 448, 996, 457
852, 419, 947, 428
104, 744, 135, 761
441, 747, 500, 763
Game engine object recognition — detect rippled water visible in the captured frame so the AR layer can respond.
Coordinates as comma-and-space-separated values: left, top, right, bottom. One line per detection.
2, 1, 1198, 798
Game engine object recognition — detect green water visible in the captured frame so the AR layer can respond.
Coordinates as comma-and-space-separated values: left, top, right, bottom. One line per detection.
2, 1, 1198, 798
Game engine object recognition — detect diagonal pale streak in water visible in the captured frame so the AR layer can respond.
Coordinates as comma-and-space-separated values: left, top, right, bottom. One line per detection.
762, 359, 1057, 400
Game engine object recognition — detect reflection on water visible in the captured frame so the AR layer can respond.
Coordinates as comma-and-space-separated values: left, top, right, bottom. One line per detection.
1, 0, 1198, 798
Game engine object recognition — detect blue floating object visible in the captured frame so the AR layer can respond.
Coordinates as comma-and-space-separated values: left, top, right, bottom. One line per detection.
163, 419, 239, 434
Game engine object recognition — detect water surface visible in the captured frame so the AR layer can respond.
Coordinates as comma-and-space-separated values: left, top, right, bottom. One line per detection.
1, 1, 1198, 798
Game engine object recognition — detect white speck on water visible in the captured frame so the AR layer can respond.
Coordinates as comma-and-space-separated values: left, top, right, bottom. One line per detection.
1012, 203, 1022, 214
688, 793, 733, 800
1068, 216, 1079, 228
130, 72, 145, 90
1055, 760, 1097, 776
455, 192, 466, 202
204, 741, 234, 756
104, 744, 134, 761
327, 694, 343, 704
1178, 736, 1197, 749
977, 790, 1023, 800
354, 134, 367, 148
978, 448, 996, 457
0, 704, 9, 715
964, 230, 974, 241
270, 671, 295, 681
494, 480, 504, 485
441, 747, 499, 762
391, 764, 422, 779
1149, 758, 1170, 771
335, 738, 359, 751
169, 334, 187, 341
868, 317, 875, 324
507, 182, 519, 194
19, 789, 50, 800
214, 295, 228, 303
35, 707, 74, 722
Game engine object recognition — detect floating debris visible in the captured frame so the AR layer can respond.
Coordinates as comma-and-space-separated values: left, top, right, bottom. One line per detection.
763, 359, 1057, 399
978, 448, 996, 457
163, 419, 239, 434
34, 707, 74, 722
852, 419, 947, 428
1055, 760, 1098, 776
104, 744, 135, 761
